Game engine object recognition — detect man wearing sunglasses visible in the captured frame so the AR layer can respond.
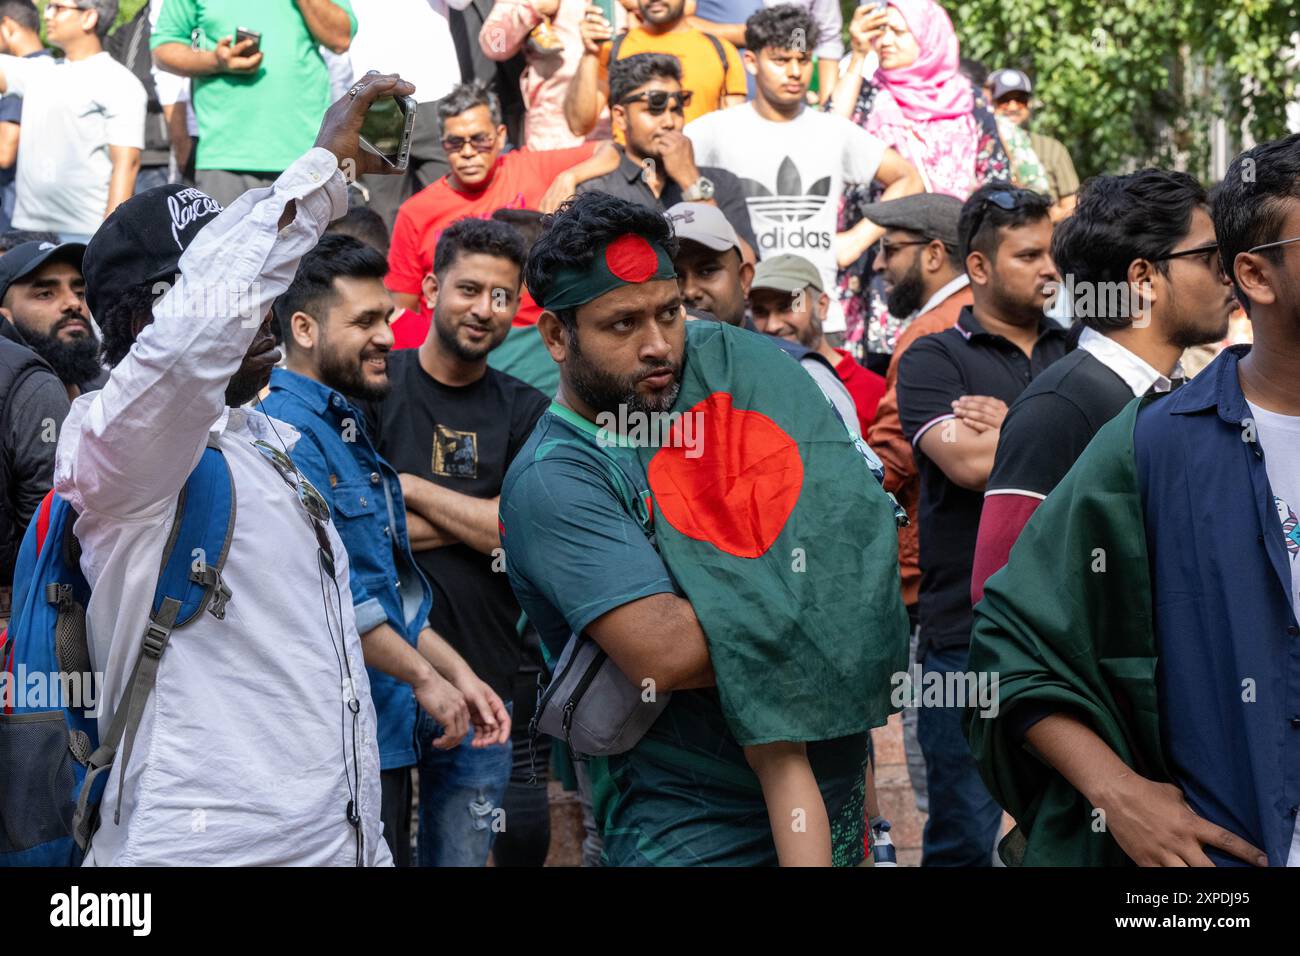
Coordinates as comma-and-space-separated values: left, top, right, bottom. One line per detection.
971, 169, 1235, 603
573, 53, 756, 258
387, 81, 606, 329
894, 181, 1064, 867
966, 140, 1300, 868
51, 74, 416, 866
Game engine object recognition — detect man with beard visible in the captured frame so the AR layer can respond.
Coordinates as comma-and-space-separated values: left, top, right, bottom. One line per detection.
0, 240, 107, 398
261, 233, 510, 866
971, 169, 1235, 602
749, 252, 884, 435
894, 182, 1063, 867
368, 216, 547, 867
499, 190, 906, 866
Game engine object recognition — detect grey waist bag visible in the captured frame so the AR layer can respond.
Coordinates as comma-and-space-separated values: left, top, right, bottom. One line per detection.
532, 632, 671, 758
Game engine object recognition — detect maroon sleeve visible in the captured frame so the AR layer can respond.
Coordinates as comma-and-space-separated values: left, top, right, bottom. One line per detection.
970, 492, 1041, 606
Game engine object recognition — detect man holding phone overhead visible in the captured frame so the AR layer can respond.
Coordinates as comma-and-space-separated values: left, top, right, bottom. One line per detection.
150, 0, 358, 206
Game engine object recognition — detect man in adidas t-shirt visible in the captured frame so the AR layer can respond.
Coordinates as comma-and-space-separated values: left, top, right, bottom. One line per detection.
684, 4, 921, 334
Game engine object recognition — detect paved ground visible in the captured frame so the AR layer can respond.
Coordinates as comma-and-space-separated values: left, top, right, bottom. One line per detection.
872, 713, 925, 866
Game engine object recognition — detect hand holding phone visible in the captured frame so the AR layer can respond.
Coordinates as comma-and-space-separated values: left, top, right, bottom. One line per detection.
316, 72, 418, 178
235, 27, 262, 56
357, 80, 418, 172
216, 33, 263, 74
578, 3, 614, 55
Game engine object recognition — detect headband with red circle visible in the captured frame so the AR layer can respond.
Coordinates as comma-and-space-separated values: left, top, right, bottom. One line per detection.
539, 233, 677, 313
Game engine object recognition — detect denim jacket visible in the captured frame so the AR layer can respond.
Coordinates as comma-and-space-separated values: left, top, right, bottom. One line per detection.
262, 367, 433, 769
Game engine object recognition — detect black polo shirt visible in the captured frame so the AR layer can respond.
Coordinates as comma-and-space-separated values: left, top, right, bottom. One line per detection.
576, 146, 758, 254
896, 306, 1067, 654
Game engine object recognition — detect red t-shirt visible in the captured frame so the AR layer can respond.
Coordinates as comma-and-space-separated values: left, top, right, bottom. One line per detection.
386, 144, 598, 318
834, 347, 887, 435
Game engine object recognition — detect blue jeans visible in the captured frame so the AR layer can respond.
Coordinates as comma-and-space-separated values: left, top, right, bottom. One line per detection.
415, 703, 513, 867
916, 644, 1002, 866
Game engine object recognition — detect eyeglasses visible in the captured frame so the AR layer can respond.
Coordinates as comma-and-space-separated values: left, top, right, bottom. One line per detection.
441, 133, 496, 155
1152, 240, 1225, 280
875, 238, 931, 260
1247, 235, 1300, 256
252, 439, 331, 524
966, 188, 1032, 245
44, 2, 84, 15
619, 90, 693, 115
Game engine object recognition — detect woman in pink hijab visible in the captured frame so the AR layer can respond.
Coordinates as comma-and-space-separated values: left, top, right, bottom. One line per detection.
828, 0, 1005, 359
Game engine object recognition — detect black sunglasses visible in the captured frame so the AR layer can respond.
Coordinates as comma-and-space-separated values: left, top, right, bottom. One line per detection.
619, 90, 693, 115
442, 133, 496, 154
967, 189, 1033, 245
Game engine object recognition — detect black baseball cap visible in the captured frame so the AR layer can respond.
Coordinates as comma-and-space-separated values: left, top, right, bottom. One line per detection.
0, 240, 86, 305
82, 184, 224, 319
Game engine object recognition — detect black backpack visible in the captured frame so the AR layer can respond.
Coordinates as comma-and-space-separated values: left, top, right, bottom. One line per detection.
105, 6, 170, 168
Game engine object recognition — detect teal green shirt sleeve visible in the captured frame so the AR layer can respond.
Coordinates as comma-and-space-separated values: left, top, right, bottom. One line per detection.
151, 0, 199, 48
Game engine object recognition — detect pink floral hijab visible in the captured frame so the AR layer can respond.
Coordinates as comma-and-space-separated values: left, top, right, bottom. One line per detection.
868, 0, 973, 124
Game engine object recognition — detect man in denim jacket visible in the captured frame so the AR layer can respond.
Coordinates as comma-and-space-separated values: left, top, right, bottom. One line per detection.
261, 233, 510, 865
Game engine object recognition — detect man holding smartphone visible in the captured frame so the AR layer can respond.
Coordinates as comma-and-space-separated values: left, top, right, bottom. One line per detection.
151, 0, 358, 206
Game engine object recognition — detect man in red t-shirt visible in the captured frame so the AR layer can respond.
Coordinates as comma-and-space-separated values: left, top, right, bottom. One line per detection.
386, 82, 600, 324
748, 252, 886, 436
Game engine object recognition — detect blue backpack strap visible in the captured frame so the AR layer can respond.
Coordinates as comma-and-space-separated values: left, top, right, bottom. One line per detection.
73, 445, 236, 849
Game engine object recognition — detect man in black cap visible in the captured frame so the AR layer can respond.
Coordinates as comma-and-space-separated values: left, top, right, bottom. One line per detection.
988, 68, 1079, 221
0, 239, 105, 399
53, 72, 424, 866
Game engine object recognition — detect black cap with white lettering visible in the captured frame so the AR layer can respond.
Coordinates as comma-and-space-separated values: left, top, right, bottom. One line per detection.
81, 184, 224, 320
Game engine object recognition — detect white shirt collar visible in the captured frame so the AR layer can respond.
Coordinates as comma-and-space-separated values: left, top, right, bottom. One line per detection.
916, 274, 970, 317
1077, 326, 1183, 397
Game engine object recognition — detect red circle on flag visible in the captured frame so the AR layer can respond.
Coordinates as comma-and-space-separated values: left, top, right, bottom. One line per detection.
605, 234, 659, 282
648, 391, 803, 559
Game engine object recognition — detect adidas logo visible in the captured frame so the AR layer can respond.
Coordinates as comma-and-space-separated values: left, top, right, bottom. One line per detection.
739, 157, 832, 223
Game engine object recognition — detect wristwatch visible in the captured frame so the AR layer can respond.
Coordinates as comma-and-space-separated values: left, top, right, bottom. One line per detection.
681, 176, 715, 202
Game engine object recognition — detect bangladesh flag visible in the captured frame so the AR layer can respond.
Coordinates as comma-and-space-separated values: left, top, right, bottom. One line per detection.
634, 321, 908, 746
488, 324, 559, 396
966, 397, 1168, 866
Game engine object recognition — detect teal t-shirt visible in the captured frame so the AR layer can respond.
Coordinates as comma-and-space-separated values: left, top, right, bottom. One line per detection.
500, 402, 868, 866
151, 0, 356, 173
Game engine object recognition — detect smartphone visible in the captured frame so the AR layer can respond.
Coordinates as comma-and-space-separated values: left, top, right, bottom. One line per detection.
594, 0, 615, 27
235, 27, 261, 55
359, 94, 417, 172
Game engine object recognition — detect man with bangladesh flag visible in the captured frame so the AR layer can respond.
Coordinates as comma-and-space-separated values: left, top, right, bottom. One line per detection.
499, 191, 909, 866
966, 136, 1300, 867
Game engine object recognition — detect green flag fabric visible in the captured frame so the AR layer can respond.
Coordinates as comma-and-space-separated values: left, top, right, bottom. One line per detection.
965, 397, 1170, 866
633, 321, 909, 746
488, 324, 559, 397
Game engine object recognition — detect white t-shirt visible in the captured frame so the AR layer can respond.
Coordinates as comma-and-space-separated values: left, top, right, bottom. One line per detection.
347, 0, 465, 105
686, 103, 886, 332
1247, 400, 1300, 866
0, 52, 146, 236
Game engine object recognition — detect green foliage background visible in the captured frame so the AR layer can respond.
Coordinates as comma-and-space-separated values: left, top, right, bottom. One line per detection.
839, 0, 1300, 181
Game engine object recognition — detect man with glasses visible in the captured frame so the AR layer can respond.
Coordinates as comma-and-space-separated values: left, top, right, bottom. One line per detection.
966, 139, 1300, 867
0, 0, 145, 241
53, 73, 415, 866
894, 181, 1064, 867
386, 82, 603, 331
971, 169, 1235, 603
575, 53, 756, 259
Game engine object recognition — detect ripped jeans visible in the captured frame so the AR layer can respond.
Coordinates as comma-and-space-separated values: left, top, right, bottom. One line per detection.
415, 703, 514, 867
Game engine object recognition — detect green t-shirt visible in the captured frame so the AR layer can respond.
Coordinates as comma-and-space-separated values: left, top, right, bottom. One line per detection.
500, 402, 868, 867
151, 0, 356, 173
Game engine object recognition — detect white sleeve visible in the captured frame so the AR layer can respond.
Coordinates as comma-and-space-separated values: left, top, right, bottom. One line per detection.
55, 148, 348, 519
0, 52, 43, 97
809, 0, 843, 60
683, 113, 720, 166
842, 119, 886, 187
105, 71, 148, 150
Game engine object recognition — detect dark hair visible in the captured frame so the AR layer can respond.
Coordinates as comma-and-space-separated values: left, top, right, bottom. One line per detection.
526, 192, 676, 326
326, 206, 390, 257
0, 228, 58, 254
958, 181, 1052, 262
958, 57, 989, 89
432, 216, 526, 284
1212, 133, 1300, 310
744, 4, 819, 55
491, 207, 545, 253
79, 0, 117, 38
98, 282, 161, 367
608, 52, 682, 107
272, 234, 388, 349
0, 1, 38, 32
437, 82, 502, 136
1051, 169, 1206, 331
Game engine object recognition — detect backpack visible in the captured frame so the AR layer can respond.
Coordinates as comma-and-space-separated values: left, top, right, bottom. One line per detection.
0, 446, 235, 866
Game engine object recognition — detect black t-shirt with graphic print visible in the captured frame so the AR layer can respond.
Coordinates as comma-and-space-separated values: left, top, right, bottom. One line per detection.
369, 349, 550, 698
